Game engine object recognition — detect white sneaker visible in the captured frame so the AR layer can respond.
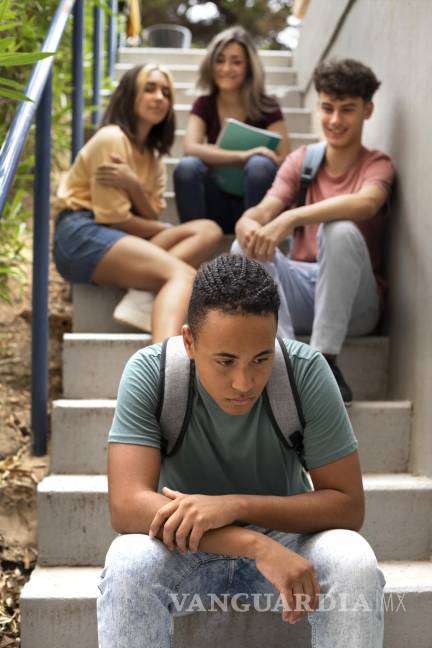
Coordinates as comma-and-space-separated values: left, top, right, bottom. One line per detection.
113, 289, 154, 332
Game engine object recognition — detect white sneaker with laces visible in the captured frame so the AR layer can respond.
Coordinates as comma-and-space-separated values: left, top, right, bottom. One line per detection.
113, 289, 154, 332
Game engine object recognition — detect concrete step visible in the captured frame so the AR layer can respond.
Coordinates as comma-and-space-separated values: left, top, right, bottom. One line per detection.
62, 333, 389, 400
51, 399, 411, 475
62, 333, 151, 399
172, 104, 311, 131
169, 130, 318, 158
115, 62, 297, 86
20, 562, 432, 648
117, 46, 293, 68
102, 81, 303, 108
169, 83, 303, 107
72, 285, 128, 334
36, 473, 432, 565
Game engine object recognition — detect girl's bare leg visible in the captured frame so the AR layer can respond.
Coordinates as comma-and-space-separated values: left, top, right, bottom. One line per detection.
150, 219, 223, 268
90, 235, 195, 342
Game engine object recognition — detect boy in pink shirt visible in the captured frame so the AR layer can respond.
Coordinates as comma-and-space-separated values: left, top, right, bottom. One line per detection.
234, 58, 395, 402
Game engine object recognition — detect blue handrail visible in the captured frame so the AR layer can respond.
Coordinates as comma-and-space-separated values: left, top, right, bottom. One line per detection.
0, 0, 75, 215
72, 0, 85, 161
32, 70, 53, 457
92, 3, 104, 126
0, 0, 118, 456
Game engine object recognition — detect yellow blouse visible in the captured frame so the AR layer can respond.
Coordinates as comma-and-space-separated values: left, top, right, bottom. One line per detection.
55, 124, 166, 224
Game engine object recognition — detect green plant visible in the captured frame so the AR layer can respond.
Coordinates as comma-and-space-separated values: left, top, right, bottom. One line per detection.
0, 0, 55, 301
0, 1, 53, 101
0, 0, 113, 302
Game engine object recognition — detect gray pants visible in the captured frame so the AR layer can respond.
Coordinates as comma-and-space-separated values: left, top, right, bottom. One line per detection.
232, 220, 381, 355
97, 528, 385, 648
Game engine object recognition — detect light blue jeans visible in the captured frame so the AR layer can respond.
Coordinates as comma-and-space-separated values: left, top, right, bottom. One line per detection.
232, 220, 381, 355
97, 527, 384, 648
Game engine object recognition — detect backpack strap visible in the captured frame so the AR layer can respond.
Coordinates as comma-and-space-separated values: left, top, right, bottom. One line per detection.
264, 336, 307, 469
156, 336, 195, 457
296, 141, 326, 208
157, 335, 307, 468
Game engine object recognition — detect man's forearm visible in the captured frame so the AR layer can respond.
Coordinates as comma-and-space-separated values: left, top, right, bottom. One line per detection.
235, 488, 364, 533
111, 486, 363, 551
240, 195, 284, 227
110, 488, 269, 560
198, 523, 268, 558
281, 192, 378, 229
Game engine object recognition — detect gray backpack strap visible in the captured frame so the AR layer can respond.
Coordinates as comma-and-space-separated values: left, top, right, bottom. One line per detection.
264, 337, 307, 468
296, 141, 326, 208
156, 336, 195, 456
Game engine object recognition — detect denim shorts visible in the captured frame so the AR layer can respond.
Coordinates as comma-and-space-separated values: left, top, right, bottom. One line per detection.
53, 209, 127, 283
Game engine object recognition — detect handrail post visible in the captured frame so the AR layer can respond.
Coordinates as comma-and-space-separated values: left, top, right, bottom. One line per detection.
31, 70, 52, 457
92, 3, 104, 127
72, 0, 84, 161
107, 0, 118, 80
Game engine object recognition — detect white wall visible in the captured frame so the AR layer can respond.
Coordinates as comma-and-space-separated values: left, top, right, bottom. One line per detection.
295, 0, 432, 476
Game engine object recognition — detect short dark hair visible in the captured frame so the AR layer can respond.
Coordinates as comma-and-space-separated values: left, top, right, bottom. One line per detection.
99, 64, 175, 155
187, 254, 280, 337
313, 58, 381, 102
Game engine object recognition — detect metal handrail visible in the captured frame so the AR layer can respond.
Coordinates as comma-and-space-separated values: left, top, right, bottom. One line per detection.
0, 0, 118, 456
0, 0, 75, 214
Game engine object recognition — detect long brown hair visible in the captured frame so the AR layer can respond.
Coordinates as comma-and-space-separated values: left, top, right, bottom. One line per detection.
197, 27, 278, 121
99, 64, 175, 155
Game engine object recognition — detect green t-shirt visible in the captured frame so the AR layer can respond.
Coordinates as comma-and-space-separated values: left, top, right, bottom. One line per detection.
109, 338, 357, 496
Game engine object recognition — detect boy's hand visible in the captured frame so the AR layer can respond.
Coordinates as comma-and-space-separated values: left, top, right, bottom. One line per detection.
235, 216, 261, 253
254, 536, 320, 624
249, 213, 296, 261
149, 488, 240, 553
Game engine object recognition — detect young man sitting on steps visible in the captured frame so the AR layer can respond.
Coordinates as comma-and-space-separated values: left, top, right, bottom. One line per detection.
234, 58, 395, 402
97, 254, 385, 648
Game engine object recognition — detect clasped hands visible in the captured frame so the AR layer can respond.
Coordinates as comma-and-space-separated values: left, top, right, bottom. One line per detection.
236, 215, 295, 262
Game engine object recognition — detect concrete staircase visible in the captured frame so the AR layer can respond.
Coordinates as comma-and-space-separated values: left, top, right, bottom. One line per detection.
20, 47, 432, 647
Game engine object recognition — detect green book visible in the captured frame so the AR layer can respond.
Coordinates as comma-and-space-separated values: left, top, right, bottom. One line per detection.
212, 118, 281, 197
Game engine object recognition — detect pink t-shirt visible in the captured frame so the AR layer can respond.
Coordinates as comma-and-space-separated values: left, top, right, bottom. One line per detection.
268, 145, 395, 291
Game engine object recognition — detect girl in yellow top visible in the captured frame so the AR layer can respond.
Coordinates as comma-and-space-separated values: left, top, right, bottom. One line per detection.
54, 64, 222, 342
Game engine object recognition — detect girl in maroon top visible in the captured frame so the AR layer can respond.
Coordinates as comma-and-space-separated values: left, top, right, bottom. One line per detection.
174, 27, 290, 233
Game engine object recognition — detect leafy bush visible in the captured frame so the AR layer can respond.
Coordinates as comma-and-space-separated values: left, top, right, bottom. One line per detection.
0, 0, 112, 302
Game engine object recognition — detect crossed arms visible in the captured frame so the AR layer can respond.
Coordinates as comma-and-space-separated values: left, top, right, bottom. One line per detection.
94, 153, 171, 238
108, 442, 364, 622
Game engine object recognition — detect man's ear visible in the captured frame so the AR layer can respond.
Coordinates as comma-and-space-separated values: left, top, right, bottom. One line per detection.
182, 324, 195, 360
364, 101, 374, 120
